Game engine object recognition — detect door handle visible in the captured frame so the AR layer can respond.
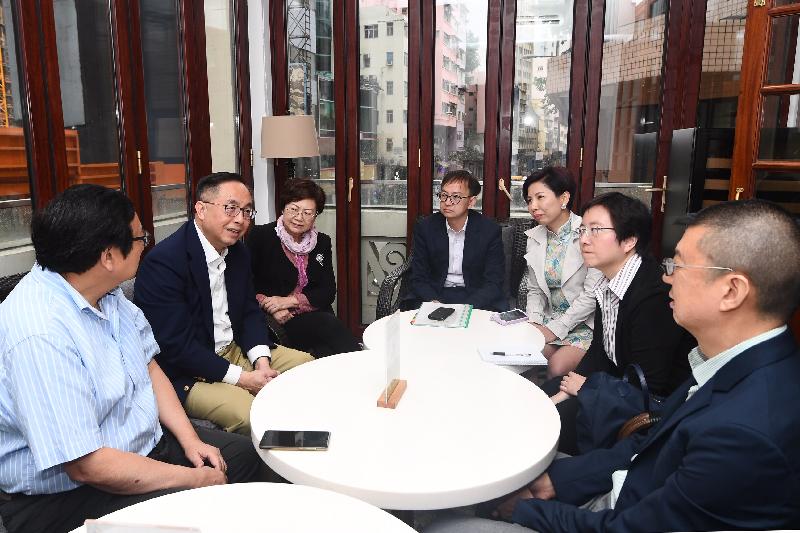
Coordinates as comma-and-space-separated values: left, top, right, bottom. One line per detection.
498, 178, 512, 201
639, 175, 667, 212
348, 177, 354, 203
735, 187, 744, 200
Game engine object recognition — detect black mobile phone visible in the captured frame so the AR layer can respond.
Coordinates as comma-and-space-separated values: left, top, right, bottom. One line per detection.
427, 306, 456, 321
259, 430, 330, 450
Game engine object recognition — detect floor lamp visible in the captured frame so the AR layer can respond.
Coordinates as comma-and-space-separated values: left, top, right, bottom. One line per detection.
260, 115, 320, 180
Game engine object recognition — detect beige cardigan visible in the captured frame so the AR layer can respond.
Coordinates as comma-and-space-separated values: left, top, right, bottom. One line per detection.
523, 211, 603, 340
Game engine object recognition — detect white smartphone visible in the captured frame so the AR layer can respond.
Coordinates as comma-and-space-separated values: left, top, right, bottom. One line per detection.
491, 309, 528, 325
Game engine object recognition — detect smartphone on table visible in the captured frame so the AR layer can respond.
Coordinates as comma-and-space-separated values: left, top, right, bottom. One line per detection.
259, 430, 331, 450
427, 306, 456, 321
491, 309, 528, 325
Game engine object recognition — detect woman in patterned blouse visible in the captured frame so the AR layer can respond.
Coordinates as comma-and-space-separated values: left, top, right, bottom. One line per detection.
522, 167, 603, 378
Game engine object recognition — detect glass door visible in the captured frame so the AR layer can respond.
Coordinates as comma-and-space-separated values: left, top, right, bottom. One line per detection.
732, 0, 800, 216
508, 0, 577, 216
356, 0, 410, 324
432, 1, 490, 212
284, 0, 341, 307
0, 1, 33, 254
139, 0, 191, 242
53, 0, 123, 192
590, 0, 668, 206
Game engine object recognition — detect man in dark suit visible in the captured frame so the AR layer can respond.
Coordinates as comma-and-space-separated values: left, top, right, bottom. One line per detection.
402, 170, 507, 312
135, 173, 313, 437
428, 199, 800, 532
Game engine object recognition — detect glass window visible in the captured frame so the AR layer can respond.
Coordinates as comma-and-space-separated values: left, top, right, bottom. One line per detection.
758, 93, 800, 160
140, 0, 190, 240
693, 0, 747, 210
386, 21, 394, 36
510, 0, 574, 215
765, 14, 800, 85
363, 53, 370, 68
754, 170, 800, 218
0, 3, 33, 251
205, 0, 239, 173
286, 0, 339, 309
387, 80, 393, 95
53, 0, 122, 191
359, 1, 409, 322
364, 24, 378, 38
433, 1, 488, 204
593, 0, 667, 202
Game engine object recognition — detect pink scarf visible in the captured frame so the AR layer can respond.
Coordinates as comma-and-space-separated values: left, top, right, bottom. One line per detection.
274, 216, 319, 314
275, 215, 318, 255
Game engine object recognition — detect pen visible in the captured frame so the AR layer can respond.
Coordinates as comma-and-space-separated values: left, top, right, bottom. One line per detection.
492, 351, 531, 357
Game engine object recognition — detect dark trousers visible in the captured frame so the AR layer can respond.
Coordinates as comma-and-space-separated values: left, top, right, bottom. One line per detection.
283, 310, 361, 357
0, 426, 263, 533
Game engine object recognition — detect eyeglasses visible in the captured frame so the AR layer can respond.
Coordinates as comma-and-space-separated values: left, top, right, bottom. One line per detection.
202, 201, 256, 220
436, 192, 472, 205
574, 226, 615, 238
661, 257, 734, 276
132, 230, 151, 247
284, 205, 318, 219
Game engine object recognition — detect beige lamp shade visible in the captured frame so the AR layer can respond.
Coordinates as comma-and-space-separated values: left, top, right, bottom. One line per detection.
260, 115, 320, 159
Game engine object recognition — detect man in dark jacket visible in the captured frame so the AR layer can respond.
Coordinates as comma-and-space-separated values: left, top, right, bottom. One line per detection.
402, 170, 507, 312
135, 173, 313, 437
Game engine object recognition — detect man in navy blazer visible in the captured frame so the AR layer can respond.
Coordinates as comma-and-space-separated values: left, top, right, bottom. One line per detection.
135, 173, 312, 437
428, 200, 800, 532
402, 170, 507, 312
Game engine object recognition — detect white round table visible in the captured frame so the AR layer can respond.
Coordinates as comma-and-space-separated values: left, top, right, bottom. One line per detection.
69, 482, 414, 533
250, 349, 560, 510
363, 309, 546, 374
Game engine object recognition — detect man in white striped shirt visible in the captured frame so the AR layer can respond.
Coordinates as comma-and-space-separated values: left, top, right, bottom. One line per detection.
0, 185, 262, 533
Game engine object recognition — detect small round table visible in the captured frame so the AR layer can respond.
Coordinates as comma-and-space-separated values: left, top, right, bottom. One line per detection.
69, 483, 415, 532
363, 309, 546, 374
250, 349, 560, 511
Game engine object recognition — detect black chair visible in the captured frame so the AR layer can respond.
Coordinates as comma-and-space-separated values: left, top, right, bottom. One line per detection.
375, 251, 413, 320
0, 272, 26, 302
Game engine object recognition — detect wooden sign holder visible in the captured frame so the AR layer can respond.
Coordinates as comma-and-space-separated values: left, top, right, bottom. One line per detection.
377, 378, 407, 409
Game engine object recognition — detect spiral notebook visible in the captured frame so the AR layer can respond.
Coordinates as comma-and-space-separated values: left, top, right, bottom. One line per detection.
410, 302, 473, 328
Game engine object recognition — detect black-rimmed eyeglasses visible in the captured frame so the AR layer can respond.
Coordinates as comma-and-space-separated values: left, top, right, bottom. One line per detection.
574, 226, 615, 238
284, 204, 318, 219
201, 201, 257, 220
661, 257, 734, 276
132, 230, 151, 248
436, 192, 473, 205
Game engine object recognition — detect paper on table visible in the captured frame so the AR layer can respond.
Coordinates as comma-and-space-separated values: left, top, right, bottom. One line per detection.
477, 343, 547, 366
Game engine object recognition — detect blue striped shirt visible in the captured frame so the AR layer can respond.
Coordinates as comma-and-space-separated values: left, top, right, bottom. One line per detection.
0, 265, 162, 495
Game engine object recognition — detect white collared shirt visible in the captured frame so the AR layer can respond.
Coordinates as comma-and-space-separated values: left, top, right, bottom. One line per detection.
444, 216, 468, 288
593, 253, 643, 364
194, 223, 270, 385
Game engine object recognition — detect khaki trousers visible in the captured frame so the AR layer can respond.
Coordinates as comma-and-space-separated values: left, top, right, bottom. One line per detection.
185, 343, 314, 436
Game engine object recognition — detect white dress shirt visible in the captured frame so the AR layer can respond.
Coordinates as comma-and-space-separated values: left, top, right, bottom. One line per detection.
194, 223, 270, 385
444, 216, 468, 288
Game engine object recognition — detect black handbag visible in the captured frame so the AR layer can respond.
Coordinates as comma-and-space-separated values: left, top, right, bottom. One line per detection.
575, 364, 662, 454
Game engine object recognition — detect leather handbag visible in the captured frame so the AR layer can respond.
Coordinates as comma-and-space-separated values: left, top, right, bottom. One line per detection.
575, 364, 662, 454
